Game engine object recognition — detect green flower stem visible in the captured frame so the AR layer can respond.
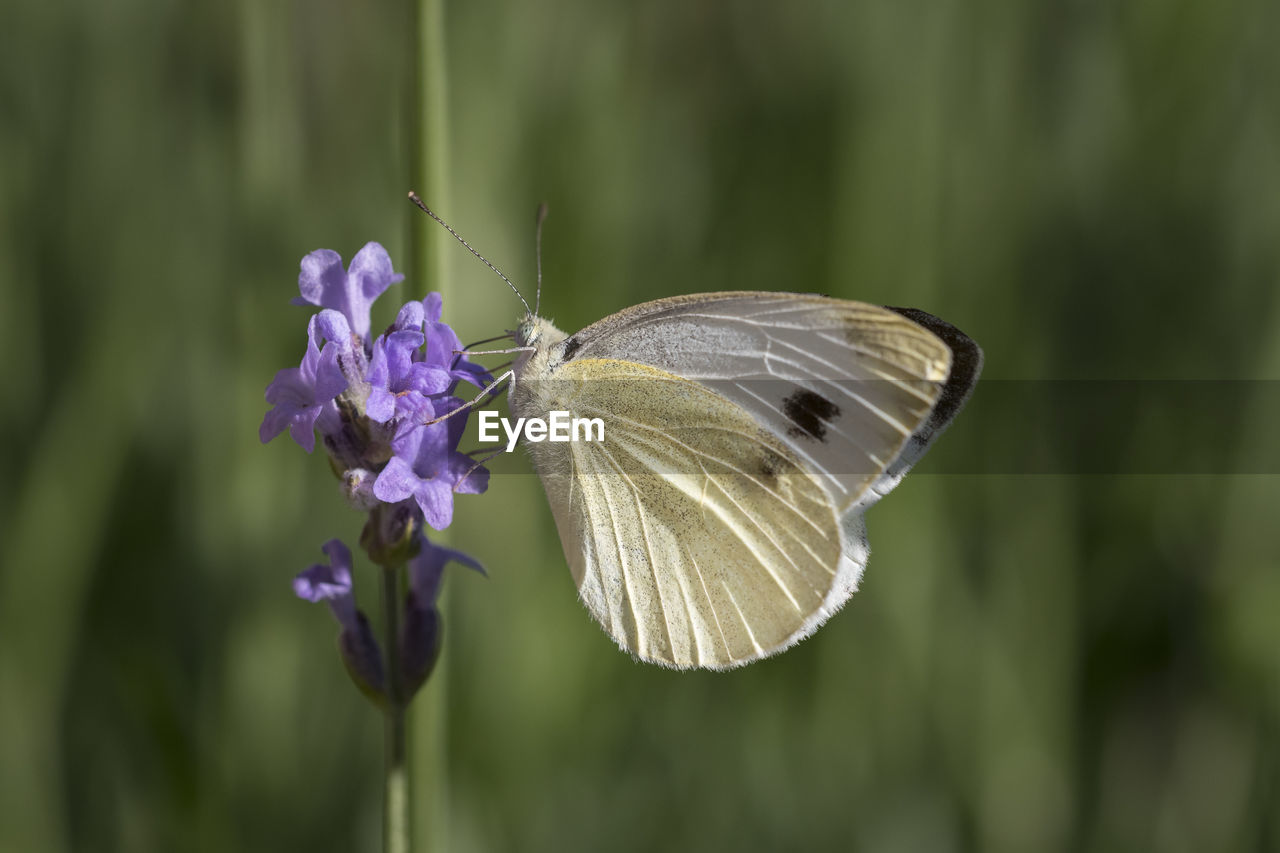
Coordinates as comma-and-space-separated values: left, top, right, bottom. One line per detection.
405, 0, 451, 852
382, 567, 409, 853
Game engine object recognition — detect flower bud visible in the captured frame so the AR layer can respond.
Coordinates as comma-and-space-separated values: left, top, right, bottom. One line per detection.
360, 503, 419, 568
399, 534, 484, 697
342, 467, 381, 511
339, 610, 388, 706
294, 539, 388, 707
400, 590, 441, 699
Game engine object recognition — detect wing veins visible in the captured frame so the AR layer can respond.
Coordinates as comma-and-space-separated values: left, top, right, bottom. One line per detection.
764, 338, 923, 435
597, 412, 828, 538
721, 581, 764, 657
812, 331, 948, 387
592, 441, 677, 658
585, 445, 643, 655
734, 383, 885, 482
609, 432, 820, 607
683, 541, 731, 662
568, 443, 615, 637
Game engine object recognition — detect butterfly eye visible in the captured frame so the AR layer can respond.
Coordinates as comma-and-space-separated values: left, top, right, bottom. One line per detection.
513, 319, 535, 345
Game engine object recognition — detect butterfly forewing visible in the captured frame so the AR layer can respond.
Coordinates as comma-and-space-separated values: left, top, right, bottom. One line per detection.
560, 293, 964, 512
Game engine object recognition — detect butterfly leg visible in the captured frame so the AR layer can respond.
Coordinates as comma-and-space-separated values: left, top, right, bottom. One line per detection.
452, 447, 508, 493
453, 346, 536, 357
423, 369, 515, 426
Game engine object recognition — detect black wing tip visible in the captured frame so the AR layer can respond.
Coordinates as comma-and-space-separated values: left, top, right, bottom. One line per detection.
885, 306, 984, 433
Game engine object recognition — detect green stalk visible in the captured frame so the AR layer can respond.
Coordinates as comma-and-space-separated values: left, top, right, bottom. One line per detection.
404, 0, 451, 851
382, 568, 409, 853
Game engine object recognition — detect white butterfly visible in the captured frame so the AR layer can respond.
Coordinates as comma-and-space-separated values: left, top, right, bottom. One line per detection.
506, 295, 981, 669
413, 197, 982, 670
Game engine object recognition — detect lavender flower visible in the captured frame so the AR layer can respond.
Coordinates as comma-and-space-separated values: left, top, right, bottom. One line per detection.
262, 242, 489, 702
365, 326, 450, 433
294, 540, 386, 701
293, 242, 403, 344
373, 393, 490, 530
421, 292, 492, 390
260, 243, 491, 515
258, 312, 351, 453
401, 535, 485, 696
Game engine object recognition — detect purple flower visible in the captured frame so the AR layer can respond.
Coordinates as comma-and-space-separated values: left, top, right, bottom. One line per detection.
421, 292, 492, 390
372, 294, 492, 397
365, 291, 493, 526
365, 328, 452, 431
294, 540, 386, 699
294, 539, 359, 623
260, 311, 353, 452
373, 396, 490, 530
401, 535, 485, 695
266, 244, 490, 697
409, 534, 485, 600
266, 245, 490, 501
293, 243, 404, 345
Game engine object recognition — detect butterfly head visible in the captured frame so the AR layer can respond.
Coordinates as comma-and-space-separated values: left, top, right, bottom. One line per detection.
511, 314, 570, 382
514, 314, 543, 347
515, 314, 569, 348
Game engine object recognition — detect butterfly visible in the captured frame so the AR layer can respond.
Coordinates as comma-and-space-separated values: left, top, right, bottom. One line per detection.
411, 195, 982, 670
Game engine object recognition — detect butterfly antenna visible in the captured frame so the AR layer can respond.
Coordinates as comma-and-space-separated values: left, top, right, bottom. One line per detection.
534, 202, 549, 316
408, 191, 531, 315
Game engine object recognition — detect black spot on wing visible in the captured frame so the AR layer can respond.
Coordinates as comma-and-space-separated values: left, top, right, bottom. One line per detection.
782, 389, 841, 442
560, 336, 582, 361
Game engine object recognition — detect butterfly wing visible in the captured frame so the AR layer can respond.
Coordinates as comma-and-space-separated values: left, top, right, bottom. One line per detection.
524, 359, 864, 669
554, 292, 982, 512
515, 292, 980, 668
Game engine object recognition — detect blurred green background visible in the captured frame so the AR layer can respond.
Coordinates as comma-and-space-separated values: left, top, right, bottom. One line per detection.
3, 1, 1278, 851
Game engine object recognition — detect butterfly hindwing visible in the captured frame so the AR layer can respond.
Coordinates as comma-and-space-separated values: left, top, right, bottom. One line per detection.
522, 359, 856, 669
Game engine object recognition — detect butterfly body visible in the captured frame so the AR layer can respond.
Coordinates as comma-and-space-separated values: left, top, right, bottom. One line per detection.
508, 292, 981, 670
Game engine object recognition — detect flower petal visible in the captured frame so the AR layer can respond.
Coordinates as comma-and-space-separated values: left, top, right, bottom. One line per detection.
384, 330, 426, 383
313, 341, 349, 403
285, 408, 323, 453
294, 250, 345, 309
406, 364, 452, 397
421, 292, 444, 323
450, 358, 494, 391
259, 396, 310, 447
293, 562, 350, 603
391, 420, 451, 476
313, 308, 353, 347
394, 300, 425, 332
293, 539, 357, 627
372, 455, 419, 504
411, 477, 455, 530
346, 243, 404, 340
424, 317, 463, 372
409, 536, 485, 604
293, 245, 401, 344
